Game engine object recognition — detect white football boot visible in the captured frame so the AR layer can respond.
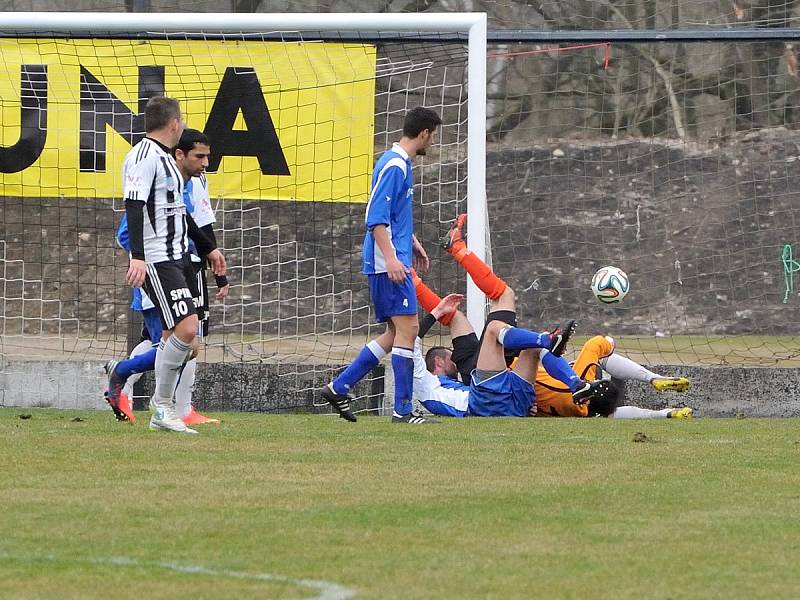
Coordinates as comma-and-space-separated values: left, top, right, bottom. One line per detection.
149, 400, 198, 434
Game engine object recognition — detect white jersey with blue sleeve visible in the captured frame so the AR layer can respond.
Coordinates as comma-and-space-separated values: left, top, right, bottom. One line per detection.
413, 338, 470, 418
189, 174, 215, 228
184, 175, 216, 264
362, 143, 414, 275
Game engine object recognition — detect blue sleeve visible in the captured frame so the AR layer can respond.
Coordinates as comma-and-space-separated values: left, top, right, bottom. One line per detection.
116, 214, 130, 251
366, 166, 403, 230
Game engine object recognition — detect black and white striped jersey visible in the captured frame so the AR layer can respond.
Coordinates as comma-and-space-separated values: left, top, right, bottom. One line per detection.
122, 137, 186, 263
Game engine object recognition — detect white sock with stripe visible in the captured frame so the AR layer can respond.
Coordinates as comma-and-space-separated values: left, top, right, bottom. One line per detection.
153, 334, 192, 408
174, 358, 197, 418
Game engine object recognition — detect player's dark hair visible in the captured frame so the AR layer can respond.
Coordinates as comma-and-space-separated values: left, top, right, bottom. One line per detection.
145, 96, 181, 132
425, 346, 450, 373
587, 379, 621, 417
175, 128, 210, 155
402, 107, 442, 138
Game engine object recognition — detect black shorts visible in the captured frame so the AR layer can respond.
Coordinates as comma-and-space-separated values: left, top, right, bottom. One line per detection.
190, 259, 210, 337
452, 311, 520, 385
451, 333, 480, 386
144, 257, 202, 331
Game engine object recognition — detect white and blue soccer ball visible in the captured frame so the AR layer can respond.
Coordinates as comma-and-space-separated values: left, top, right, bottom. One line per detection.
591, 266, 630, 304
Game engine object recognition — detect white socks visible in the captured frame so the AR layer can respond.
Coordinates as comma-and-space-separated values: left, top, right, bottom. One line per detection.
121, 339, 154, 399
367, 339, 388, 361
601, 352, 662, 383
174, 358, 197, 418
612, 405, 671, 419
153, 334, 192, 407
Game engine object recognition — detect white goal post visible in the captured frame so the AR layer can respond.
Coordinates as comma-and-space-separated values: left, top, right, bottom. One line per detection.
0, 11, 490, 333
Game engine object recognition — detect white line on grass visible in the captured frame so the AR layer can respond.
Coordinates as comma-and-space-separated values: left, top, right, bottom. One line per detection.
1, 553, 356, 599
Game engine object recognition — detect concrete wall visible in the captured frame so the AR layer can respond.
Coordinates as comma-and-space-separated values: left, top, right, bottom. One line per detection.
0, 359, 385, 414
619, 365, 800, 418
1, 360, 798, 417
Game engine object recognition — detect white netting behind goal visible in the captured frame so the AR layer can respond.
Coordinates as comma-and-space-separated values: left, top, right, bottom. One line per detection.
478, 39, 800, 370
5, 16, 800, 414
0, 28, 472, 412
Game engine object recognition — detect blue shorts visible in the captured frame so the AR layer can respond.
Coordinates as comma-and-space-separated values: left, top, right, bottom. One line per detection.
142, 307, 163, 344
367, 272, 418, 323
468, 369, 535, 417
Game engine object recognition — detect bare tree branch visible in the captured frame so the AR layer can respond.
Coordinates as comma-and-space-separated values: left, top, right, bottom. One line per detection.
600, 0, 687, 139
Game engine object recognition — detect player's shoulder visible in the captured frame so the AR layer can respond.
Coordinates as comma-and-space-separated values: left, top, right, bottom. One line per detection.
125, 137, 163, 167
375, 150, 408, 177
193, 173, 209, 191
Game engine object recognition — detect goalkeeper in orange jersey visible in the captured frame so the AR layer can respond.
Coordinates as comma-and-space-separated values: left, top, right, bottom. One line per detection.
410, 214, 692, 419
530, 332, 691, 418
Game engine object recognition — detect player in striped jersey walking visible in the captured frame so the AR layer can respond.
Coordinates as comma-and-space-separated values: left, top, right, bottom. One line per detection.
122, 97, 226, 434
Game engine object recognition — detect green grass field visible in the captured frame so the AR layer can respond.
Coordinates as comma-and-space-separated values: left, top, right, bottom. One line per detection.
2, 410, 799, 599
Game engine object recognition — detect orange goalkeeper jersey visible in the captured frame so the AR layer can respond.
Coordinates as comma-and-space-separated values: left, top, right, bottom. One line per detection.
534, 335, 615, 417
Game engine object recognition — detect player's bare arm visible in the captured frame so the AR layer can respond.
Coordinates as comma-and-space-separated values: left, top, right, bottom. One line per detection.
372, 224, 406, 283
412, 234, 430, 273
431, 293, 464, 320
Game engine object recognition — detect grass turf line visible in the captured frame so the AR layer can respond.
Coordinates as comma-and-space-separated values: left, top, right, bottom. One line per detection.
1, 409, 799, 599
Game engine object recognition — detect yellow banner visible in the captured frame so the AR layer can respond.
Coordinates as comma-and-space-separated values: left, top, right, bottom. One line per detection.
0, 38, 376, 201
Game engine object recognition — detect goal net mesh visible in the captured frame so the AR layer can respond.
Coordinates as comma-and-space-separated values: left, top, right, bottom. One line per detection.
0, 30, 471, 412
2, 17, 800, 412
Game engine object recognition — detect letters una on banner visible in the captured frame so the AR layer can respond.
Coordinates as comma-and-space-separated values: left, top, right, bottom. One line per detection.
0, 39, 377, 202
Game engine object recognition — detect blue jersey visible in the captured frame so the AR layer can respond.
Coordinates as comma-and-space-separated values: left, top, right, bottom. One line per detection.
115, 214, 146, 311
362, 143, 414, 275
182, 179, 198, 258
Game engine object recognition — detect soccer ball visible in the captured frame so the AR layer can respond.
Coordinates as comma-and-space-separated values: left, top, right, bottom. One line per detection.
591, 266, 630, 304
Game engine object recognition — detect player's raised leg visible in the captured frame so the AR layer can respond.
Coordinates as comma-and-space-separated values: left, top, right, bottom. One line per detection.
411, 268, 455, 326
441, 213, 507, 301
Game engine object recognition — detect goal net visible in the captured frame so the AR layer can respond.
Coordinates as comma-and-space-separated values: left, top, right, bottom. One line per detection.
481, 36, 800, 370
3, 10, 800, 415
0, 13, 486, 413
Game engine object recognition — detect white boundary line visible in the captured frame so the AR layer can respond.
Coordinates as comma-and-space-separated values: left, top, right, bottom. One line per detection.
1, 554, 356, 600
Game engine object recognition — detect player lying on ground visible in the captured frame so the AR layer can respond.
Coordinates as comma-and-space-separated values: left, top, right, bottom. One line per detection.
106, 129, 229, 426
413, 284, 607, 417
411, 214, 610, 416
415, 293, 692, 418
409, 213, 691, 418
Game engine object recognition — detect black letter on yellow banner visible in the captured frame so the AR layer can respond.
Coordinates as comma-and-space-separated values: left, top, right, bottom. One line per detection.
204, 67, 290, 176
0, 65, 48, 174
79, 65, 165, 172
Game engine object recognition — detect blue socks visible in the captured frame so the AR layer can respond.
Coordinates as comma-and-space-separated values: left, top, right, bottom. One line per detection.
497, 326, 551, 351
540, 349, 582, 391
332, 340, 387, 395
115, 346, 157, 382
391, 346, 414, 416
